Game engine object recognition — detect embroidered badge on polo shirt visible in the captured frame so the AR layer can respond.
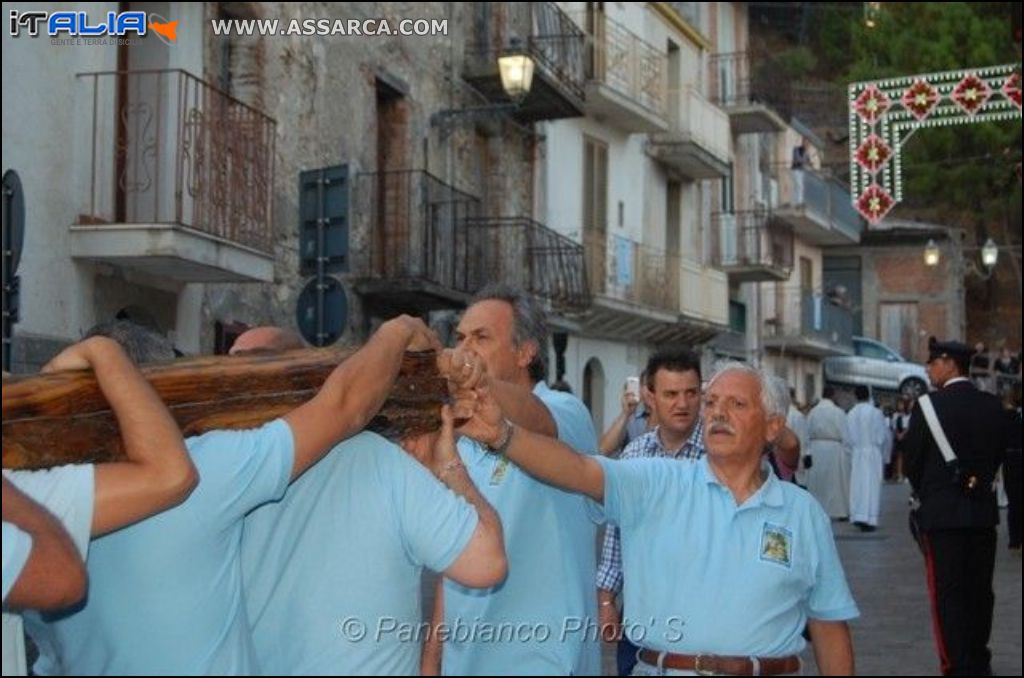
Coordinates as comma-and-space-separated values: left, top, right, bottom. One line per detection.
489, 455, 511, 486
759, 523, 792, 568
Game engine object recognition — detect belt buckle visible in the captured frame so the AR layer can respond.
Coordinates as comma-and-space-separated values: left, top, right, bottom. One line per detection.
694, 654, 717, 676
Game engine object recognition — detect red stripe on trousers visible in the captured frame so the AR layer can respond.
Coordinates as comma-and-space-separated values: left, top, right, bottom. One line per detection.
923, 534, 952, 674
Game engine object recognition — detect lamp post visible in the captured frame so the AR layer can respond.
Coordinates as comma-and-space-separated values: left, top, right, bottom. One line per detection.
923, 234, 1003, 278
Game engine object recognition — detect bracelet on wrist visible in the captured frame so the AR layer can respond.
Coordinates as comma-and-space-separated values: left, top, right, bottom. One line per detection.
486, 419, 515, 455
437, 458, 465, 482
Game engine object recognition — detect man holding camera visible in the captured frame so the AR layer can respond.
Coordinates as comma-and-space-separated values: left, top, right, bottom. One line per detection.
904, 338, 1007, 676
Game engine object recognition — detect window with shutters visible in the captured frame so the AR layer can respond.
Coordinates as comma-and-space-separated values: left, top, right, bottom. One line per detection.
799, 256, 813, 291
216, 3, 265, 110
583, 135, 609, 293
583, 135, 608, 234
299, 165, 349, 275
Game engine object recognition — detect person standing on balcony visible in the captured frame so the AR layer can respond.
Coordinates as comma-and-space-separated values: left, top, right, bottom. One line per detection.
805, 386, 852, 521
846, 386, 888, 532
791, 139, 811, 204
422, 284, 601, 676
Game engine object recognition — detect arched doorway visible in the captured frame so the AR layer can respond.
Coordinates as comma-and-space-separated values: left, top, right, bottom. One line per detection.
582, 357, 606, 433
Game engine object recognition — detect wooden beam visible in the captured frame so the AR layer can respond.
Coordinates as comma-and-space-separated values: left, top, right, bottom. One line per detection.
2, 348, 446, 471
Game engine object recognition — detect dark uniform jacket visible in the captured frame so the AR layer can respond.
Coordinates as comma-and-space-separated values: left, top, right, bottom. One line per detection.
905, 380, 1006, 530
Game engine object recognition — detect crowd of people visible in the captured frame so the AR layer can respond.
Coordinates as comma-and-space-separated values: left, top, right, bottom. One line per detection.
1, 285, 1017, 677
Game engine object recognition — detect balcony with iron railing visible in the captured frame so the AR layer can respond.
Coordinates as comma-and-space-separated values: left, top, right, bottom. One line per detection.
351, 170, 480, 310
647, 85, 731, 179
771, 163, 863, 246
582, 229, 727, 343
764, 287, 854, 357
72, 69, 276, 282
572, 11, 668, 133
708, 52, 788, 134
710, 210, 794, 282
464, 2, 586, 122
462, 217, 590, 312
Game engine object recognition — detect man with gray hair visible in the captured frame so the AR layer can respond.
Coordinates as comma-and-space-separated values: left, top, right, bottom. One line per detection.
423, 284, 600, 676
83, 320, 177, 363
456, 360, 859, 676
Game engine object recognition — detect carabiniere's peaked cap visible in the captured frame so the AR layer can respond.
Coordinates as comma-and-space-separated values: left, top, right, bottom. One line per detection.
927, 336, 974, 362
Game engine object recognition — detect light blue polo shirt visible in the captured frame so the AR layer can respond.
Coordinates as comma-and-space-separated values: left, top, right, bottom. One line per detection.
2, 523, 33, 603
4, 465, 95, 560
24, 419, 294, 675
242, 431, 479, 676
591, 455, 859, 657
442, 382, 601, 676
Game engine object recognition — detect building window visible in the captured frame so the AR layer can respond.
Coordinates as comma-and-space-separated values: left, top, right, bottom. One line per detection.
720, 171, 735, 214
582, 357, 605, 432
216, 3, 264, 108
729, 300, 746, 334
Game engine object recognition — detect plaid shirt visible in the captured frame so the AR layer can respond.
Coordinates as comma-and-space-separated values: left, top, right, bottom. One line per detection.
595, 419, 706, 593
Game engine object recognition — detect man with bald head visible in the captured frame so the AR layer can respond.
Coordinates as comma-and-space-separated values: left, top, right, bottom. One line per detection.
234, 325, 508, 675
229, 327, 305, 355
457, 361, 858, 676
24, 316, 455, 675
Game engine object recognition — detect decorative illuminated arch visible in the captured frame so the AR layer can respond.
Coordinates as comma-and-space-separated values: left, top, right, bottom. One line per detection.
848, 64, 1021, 224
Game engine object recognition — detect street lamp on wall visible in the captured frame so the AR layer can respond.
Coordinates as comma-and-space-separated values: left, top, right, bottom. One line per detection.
981, 238, 999, 268
432, 38, 535, 131
497, 40, 534, 102
923, 239, 941, 267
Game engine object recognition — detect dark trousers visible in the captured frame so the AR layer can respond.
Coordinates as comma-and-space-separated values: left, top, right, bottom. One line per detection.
1006, 449, 1022, 548
922, 528, 997, 676
616, 635, 639, 676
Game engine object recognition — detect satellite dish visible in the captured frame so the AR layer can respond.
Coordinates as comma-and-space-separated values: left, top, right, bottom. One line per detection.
296, 275, 348, 347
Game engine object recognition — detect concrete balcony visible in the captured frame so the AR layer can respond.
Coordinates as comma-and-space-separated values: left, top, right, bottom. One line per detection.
772, 167, 864, 246
73, 69, 276, 283
710, 211, 794, 282
764, 288, 854, 357
462, 216, 590, 313
709, 52, 788, 134
351, 170, 480, 312
463, 2, 585, 123
647, 86, 731, 179
577, 11, 668, 133
582, 230, 726, 344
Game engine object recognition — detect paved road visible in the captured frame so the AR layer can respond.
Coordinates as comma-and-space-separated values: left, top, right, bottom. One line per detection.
801, 482, 1022, 676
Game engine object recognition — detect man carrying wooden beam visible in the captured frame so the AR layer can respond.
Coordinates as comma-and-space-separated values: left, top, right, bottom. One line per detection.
233, 325, 508, 675
20, 315, 491, 676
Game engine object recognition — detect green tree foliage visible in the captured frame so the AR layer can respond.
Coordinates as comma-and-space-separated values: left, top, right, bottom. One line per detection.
834, 2, 1020, 221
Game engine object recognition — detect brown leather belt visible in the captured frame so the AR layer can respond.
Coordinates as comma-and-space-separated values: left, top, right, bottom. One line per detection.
637, 649, 801, 675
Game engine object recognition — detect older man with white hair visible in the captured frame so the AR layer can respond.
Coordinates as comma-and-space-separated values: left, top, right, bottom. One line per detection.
457, 361, 858, 676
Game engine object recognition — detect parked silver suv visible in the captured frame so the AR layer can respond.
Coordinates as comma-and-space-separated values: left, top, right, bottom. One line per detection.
823, 336, 930, 399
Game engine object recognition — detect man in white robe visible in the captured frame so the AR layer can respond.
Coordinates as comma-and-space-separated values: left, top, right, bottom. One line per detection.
787, 389, 810, 486
806, 385, 851, 519
846, 386, 888, 531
